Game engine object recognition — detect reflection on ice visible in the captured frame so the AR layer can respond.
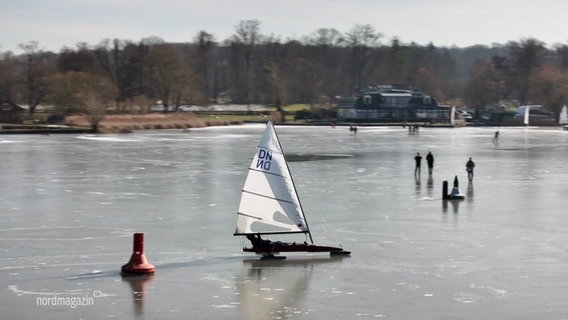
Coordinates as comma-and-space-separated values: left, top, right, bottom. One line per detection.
285, 153, 354, 162
121, 274, 153, 315
236, 257, 347, 319
442, 199, 462, 214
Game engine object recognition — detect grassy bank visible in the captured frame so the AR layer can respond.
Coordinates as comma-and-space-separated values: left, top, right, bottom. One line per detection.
2, 105, 327, 134
65, 113, 250, 133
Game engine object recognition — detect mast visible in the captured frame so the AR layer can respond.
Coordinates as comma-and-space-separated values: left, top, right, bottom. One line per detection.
269, 121, 314, 244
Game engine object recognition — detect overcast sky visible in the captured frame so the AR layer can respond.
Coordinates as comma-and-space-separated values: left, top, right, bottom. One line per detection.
2, 0, 568, 53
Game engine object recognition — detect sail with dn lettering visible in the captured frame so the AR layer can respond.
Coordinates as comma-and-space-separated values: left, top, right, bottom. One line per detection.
234, 121, 307, 236
234, 121, 350, 259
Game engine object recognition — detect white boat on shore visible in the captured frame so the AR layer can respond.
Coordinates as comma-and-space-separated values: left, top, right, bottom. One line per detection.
559, 105, 568, 130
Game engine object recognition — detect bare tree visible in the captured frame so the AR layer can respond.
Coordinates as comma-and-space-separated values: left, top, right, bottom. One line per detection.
385, 38, 406, 84
225, 20, 262, 105
95, 39, 147, 109
77, 73, 118, 132
19, 41, 55, 117
304, 28, 344, 47
554, 44, 568, 70
463, 60, 502, 110
302, 28, 348, 100
414, 67, 445, 101
58, 43, 99, 73
145, 43, 195, 112
529, 64, 568, 115
191, 31, 216, 104
47, 71, 84, 116
256, 37, 288, 118
0, 51, 19, 101
508, 38, 545, 104
344, 24, 382, 90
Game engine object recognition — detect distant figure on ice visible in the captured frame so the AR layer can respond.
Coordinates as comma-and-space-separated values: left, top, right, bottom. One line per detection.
492, 130, 500, 144
426, 151, 434, 174
414, 152, 423, 176
466, 157, 475, 181
349, 125, 358, 135
408, 125, 419, 134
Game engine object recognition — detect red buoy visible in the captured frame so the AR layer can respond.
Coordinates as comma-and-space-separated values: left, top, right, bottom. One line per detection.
121, 233, 155, 275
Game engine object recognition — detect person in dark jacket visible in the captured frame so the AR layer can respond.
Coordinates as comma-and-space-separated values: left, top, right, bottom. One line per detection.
414, 152, 422, 176
246, 234, 271, 248
426, 151, 434, 174
466, 157, 475, 181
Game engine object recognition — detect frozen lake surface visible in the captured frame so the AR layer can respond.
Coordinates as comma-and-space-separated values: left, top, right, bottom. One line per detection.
1, 124, 568, 319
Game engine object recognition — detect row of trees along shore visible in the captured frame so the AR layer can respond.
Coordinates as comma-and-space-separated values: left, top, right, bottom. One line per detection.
2, 20, 568, 126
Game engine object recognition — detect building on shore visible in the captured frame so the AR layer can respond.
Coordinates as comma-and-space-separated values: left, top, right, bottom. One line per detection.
0, 100, 25, 124
336, 85, 450, 123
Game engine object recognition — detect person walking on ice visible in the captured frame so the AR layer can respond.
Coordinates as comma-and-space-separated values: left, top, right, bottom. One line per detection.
466, 157, 475, 182
492, 130, 500, 144
426, 151, 434, 175
414, 152, 423, 176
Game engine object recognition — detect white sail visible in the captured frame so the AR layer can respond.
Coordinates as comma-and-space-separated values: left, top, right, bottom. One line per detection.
450, 105, 456, 125
235, 121, 308, 236
524, 105, 530, 125
559, 105, 568, 125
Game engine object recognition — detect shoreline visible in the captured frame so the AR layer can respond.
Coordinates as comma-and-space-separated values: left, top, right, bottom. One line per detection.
0, 114, 247, 134
1, 113, 563, 134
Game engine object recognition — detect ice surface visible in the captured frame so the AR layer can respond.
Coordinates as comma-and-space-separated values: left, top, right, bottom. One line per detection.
1, 125, 568, 319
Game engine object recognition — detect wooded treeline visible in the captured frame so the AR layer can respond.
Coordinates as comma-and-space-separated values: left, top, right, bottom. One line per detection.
2, 20, 568, 123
